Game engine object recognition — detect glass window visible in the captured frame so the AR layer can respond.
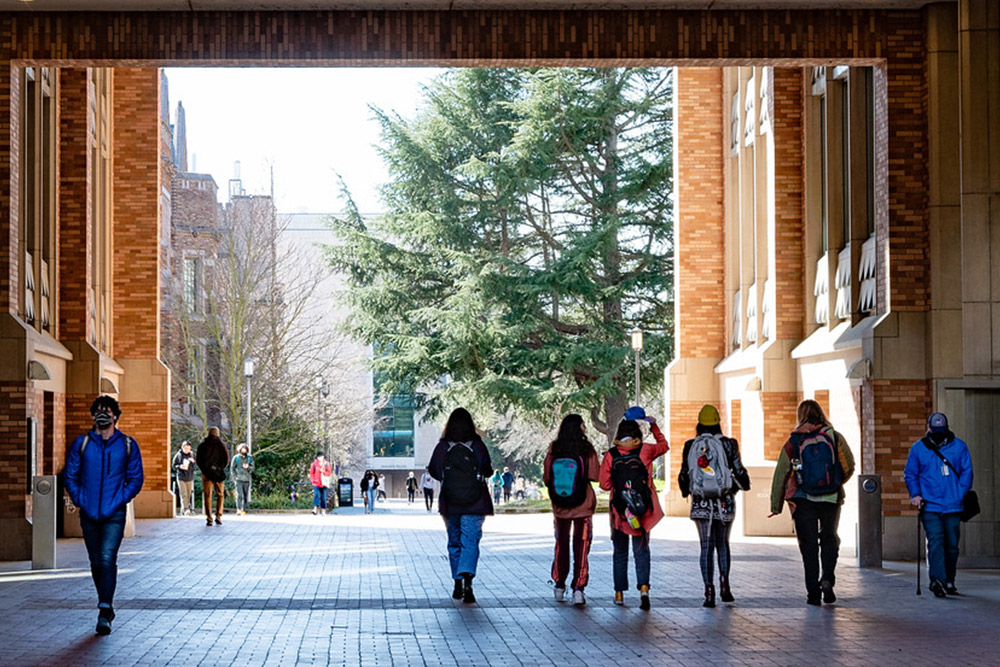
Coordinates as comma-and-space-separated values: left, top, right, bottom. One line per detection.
373, 395, 415, 458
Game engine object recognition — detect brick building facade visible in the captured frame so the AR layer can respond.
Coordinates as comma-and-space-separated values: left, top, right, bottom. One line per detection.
0, 1, 996, 562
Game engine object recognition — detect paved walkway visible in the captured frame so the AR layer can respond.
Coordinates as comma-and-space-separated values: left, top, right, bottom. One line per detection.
1, 500, 998, 666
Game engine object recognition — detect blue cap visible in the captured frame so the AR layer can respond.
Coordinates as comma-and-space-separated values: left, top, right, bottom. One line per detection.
624, 406, 646, 421
928, 412, 949, 433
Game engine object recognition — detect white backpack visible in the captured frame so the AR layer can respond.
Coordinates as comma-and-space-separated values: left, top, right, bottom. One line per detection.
687, 433, 733, 500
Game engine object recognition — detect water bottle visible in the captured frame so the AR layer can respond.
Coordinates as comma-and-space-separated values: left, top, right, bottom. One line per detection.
624, 507, 641, 530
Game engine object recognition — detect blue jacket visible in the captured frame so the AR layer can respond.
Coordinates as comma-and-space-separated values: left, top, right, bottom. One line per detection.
903, 434, 973, 514
64, 429, 144, 521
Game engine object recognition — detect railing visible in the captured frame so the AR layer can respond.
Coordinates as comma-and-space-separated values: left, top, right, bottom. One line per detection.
814, 253, 829, 324
835, 246, 852, 320
858, 234, 876, 314
746, 281, 758, 343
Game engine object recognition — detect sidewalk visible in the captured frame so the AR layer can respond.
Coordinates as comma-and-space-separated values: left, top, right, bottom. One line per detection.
1, 500, 997, 666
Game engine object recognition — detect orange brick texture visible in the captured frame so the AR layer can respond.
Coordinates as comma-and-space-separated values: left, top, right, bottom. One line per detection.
762, 392, 799, 462
871, 379, 931, 517
674, 68, 726, 361
727, 399, 741, 445
120, 401, 171, 494
667, 401, 703, 480
0, 383, 35, 518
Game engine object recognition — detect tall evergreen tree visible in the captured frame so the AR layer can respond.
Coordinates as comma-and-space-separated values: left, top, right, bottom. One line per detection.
327, 67, 673, 442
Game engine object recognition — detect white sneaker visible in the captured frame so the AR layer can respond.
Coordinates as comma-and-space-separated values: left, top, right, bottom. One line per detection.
554, 586, 566, 602
573, 589, 586, 606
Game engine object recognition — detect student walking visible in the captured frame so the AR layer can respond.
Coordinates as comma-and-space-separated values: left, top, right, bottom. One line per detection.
599, 411, 669, 610
501, 467, 515, 503
172, 440, 196, 515
361, 470, 379, 514
420, 467, 436, 512
678, 405, 750, 608
309, 452, 332, 515
196, 427, 229, 526
769, 400, 855, 606
543, 414, 599, 607
406, 471, 419, 504
63, 395, 144, 635
231, 443, 254, 515
428, 407, 494, 604
904, 412, 974, 597
491, 470, 503, 506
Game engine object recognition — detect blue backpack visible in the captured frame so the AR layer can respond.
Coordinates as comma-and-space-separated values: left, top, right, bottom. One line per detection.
790, 428, 843, 496
548, 455, 587, 508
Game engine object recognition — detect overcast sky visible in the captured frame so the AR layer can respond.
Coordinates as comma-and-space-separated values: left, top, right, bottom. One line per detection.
163, 67, 443, 214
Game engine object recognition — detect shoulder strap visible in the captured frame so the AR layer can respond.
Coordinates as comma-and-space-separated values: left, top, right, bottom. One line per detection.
924, 439, 959, 476
79, 435, 90, 455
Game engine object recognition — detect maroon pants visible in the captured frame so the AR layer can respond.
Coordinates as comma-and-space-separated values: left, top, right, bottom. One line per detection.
552, 516, 593, 590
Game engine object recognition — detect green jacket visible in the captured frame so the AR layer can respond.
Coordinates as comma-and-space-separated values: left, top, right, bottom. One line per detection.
231, 453, 255, 482
770, 425, 855, 515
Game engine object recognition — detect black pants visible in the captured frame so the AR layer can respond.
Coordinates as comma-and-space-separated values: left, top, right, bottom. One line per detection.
792, 499, 841, 598
407, 489, 416, 503
423, 488, 434, 511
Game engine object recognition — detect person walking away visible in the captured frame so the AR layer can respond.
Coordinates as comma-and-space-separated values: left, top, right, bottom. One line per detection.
377, 473, 388, 501
309, 452, 332, 515
428, 407, 494, 604
678, 405, 751, 608
231, 443, 255, 515
904, 412, 974, 597
406, 471, 419, 504
544, 414, 600, 607
501, 467, 515, 503
491, 470, 503, 506
515, 475, 527, 501
599, 412, 669, 610
361, 470, 379, 514
769, 399, 855, 605
197, 427, 230, 526
63, 395, 144, 635
172, 440, 196, 516
420, 467, 436, 512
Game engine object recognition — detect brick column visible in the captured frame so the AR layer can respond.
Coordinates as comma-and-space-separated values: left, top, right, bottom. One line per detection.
664, 67, 725, 514
112, 68, 172, 519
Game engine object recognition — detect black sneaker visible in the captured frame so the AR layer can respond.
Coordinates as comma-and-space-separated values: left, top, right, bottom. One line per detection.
820, 580, 836, 604
452, 580, 464, 600
806, 595, 821, 606
462, 575, 476, 604
945, 583, 960, 595
929, 579, 947, 598
95, 608, 114, 635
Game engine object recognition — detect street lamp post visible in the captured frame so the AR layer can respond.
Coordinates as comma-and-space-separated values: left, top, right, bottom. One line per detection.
244, 358, 254, 454
630, 328, 643, 405
320, 379, 330, 460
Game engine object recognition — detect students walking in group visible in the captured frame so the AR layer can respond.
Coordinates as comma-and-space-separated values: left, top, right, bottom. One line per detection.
309, 452, 332, 515
420, 467, 436, 512
599, 409, 669, 610
904, 412, 974, 597
63, 395, 144, 635
361, 470, 379, 514
769, 399, 855, 606
678, 405, 751, 608
172, 440, 196, 516
406, 471, 419, 504
428, 407, 494, 604
543, 414, 599, 607
230, 443, 255, 516
197, 427, 229, 526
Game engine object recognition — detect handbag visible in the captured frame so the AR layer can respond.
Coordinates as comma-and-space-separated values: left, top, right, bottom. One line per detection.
925, 440, 979, 523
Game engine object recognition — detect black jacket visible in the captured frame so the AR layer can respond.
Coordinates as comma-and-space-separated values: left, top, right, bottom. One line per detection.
172, 449, 197, 482
196, 435, 230, 483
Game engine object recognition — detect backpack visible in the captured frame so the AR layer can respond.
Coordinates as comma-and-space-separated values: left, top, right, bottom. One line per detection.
443, 442, 482, 505
609, 444, 652, 519
80, 434, 133, 459
687, 434, 733, 500
547, 455, 588, 508
790, 428, 843, 496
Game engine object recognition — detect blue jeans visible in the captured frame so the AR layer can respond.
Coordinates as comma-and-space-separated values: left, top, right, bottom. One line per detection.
313, 485, 327, 508
922, 510, 961, 585
366, 488, 377, 511
445, 514, 485, 579
79, 507, 127, 608
610, 528, 650, 591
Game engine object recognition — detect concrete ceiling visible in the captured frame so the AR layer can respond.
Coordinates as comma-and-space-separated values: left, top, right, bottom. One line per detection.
6, 0, 948, 11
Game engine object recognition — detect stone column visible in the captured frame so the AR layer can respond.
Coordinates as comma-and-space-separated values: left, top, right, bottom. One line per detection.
112, 68, 173, 519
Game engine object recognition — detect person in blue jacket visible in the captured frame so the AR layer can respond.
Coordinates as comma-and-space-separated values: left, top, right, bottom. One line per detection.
904, 412, 973, 598
63, 395, 144, 635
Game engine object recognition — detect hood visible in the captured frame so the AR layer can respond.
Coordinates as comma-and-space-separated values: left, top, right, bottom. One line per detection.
792, 421, 830, 436
613, 436, 642, 451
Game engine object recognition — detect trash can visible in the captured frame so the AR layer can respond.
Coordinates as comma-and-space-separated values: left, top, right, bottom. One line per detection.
338, 478, 354, 507
857, 474, 882, 568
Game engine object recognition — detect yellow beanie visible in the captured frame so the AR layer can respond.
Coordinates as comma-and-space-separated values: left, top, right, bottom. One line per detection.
698, 404, 721, 426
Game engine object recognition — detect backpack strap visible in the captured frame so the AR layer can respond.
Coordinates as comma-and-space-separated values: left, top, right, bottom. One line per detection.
923, 438, 959, 476
79, 434, 90, 456
79, 433, 132, 459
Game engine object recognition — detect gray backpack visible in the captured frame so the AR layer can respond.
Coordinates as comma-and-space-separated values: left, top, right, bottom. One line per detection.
687, 434, 733, 500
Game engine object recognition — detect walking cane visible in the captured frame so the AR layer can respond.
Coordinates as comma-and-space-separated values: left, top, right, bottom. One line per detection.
916, 508, 922, 596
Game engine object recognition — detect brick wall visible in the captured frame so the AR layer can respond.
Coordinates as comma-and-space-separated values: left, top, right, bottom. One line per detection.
871, 379, 931, 517
120, 401, 170, 494
762, 392, 799, 461
0, 382, 32, 519
727, 399, 741, 444
771, 68, 806, 341
675, 68, 726, 360
667, 400, 703, 478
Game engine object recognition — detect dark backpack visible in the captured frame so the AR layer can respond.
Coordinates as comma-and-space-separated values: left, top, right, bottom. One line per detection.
547, 455, 588, 508
443, 442, 482, 505
790, 428, 843, 496
609, 445, 652, 518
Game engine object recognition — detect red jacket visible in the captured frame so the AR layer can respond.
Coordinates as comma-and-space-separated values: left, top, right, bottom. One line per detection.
599, 424, 669, 536
309, 459, 332, 487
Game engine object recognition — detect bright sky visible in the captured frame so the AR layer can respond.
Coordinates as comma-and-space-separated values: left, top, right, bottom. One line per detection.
163, 67, 444, 214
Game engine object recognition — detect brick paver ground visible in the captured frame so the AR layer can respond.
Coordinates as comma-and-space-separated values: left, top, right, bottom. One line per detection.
2, 500, 998, 666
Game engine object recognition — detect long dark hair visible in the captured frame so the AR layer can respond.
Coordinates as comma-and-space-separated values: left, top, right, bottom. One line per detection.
443, 407, 478, 443
549, 414, 597, 459
614, 419, 643, 442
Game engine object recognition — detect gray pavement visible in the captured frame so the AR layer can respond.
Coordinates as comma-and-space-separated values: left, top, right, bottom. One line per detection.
1, 500, 998, 666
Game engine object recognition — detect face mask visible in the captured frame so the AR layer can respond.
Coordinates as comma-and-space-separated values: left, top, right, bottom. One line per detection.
94, 413, 114, 429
